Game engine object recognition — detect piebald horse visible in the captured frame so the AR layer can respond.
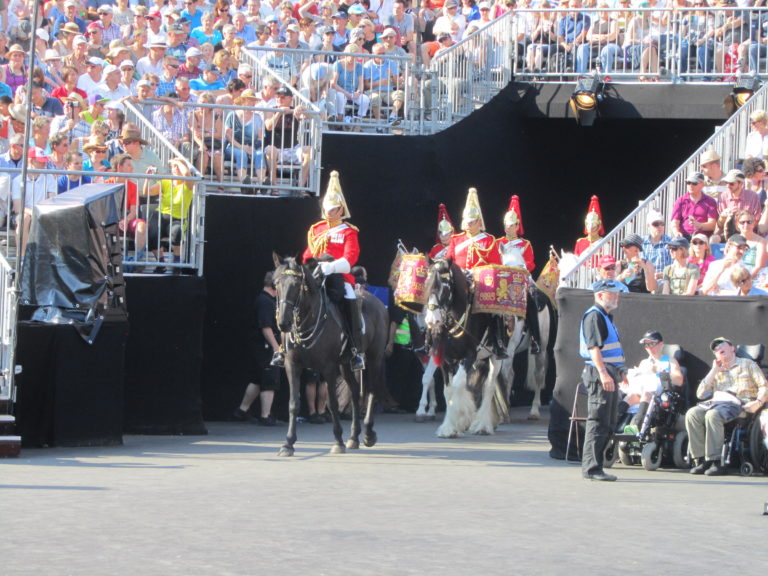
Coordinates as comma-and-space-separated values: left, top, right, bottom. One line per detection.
423, 258, 526, 437
272, 254, 389, 456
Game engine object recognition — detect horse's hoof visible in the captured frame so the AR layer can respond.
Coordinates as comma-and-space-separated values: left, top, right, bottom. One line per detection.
473, 429, 492, 436
330, 444, 346, 454
427, 414, 436, 421
277, 447, 294, 457
527, 413, 540, 421
437, 430, 458, 439
414, 414, 428, 423
346, 438, 360, 450
364, 433, 377, 447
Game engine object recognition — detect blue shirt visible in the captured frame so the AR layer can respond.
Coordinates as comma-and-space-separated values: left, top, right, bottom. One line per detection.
641, 234, 673, 275
181, 8, 203, 29
558, 13, 591, 43
57, 174, 92, 195
191, 27, 223, 46
333, 60, 364, 93
190, 77, 226, 91
235, 25, 257, 44
363, 59, 398, 92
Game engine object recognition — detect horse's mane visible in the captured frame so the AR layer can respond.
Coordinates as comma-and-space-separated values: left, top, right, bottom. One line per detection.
274, 255, 320, 294
426, 258, 469, 311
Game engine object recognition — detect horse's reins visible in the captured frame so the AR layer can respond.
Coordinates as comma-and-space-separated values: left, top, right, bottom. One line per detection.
280, 267, 329, 350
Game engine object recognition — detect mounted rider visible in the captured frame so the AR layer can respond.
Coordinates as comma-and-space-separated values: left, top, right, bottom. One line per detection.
428, 203, 455, 261
574, 195, 605, 257
494, 195, 542, 354
444, 187, 507, 358
272, 170, 365, 371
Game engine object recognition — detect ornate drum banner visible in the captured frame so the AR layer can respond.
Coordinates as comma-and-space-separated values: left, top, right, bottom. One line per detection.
394, 253, 429, 312
471, 265, 527, 317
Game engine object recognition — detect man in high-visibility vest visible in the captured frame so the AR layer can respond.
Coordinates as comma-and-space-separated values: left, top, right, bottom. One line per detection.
579, 278, 625, 482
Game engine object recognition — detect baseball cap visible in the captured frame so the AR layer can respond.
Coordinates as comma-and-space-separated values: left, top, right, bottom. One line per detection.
332, 11, 348, 18
87, 56, 105, 67
73, 35, 88, 46
381, 27, 397, 37
275, 86, 292, 96
597, 255, 617, 269
619, 233, 643, 249
186, 47, 202, 58
726, 233, 748, 247
348, 4, 366, 14
28, 147, 49, 161
722, 168, 745, 183
591, 279, 625, 293
710, 336, 733, 351
98, 4, 114, 13
638, 331, 663, 344
103, 64, 119, 75
667, 237, 690, 249
685, 171, 705, 184
88, 93, 110, 105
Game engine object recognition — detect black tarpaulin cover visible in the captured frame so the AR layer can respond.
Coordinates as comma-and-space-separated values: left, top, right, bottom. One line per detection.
21, 183, 124, 312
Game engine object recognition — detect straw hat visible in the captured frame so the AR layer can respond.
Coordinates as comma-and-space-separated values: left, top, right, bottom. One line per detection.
119, 124, 148, 145
82, 135, 108, 153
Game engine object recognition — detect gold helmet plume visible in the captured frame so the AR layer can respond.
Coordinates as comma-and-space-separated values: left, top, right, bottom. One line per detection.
461, 187, 486, 231
321, 170, 351, 219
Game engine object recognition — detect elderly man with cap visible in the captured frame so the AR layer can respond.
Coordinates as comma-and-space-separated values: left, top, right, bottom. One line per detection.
97, 63, 132, 101
579, 278, 626, 481
701, 233, 749, 295
272, 171, 364, 370
641, 208, 672, 280
592, 254, 627, 286
53, 0, 87, 37
699, 149, 727, 199
178, 47, 204, 80
671, 170, 718, 240
661, 237, 700, 295
190, 66, 228, 95
686, 336, 768, 476
712, 168, 763, 243
77, 56, 106, 94
617, 233, 657, 293
621, 330, 684, 437
96, 4, 122, 44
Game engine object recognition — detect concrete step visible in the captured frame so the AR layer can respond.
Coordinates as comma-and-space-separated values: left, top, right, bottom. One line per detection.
0, 414, 15, 435
0, 435, 21, 457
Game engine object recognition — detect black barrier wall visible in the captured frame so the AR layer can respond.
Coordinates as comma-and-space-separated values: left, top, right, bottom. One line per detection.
202, 85, 719, 420
548, 288, 768, 457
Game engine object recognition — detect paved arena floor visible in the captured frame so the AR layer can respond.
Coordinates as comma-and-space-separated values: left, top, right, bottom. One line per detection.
2, 406, 766, 575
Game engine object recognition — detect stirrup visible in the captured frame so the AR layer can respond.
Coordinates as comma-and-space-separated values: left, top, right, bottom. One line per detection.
270, 351, 285, 367
350, 352, 366, 371
530, 340, 541, 355
494, 344, 509, 359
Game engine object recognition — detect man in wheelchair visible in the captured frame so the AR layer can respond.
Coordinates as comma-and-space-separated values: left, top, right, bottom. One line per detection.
686, 337, 768, 476
621, 330, 685, 437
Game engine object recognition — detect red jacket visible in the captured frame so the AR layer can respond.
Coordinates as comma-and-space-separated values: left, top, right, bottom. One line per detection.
445, 231, 499, 270
428, 242, 449, 261
303, 220, 360, 285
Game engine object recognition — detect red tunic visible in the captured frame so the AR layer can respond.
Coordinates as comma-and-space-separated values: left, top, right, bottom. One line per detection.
495, 236, 535, 273
428, 242, 449, 261
574, 236, 601, 257
445, 231, 500, 270
303, 220, 360, 285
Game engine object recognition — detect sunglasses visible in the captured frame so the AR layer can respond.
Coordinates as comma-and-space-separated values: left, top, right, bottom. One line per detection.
602, 265, 616, 271
643, 341, 660, 347
651, 221, 664, 226
739, 219, 754, 224
692, 240, 706, 245
736, 277, 751, 285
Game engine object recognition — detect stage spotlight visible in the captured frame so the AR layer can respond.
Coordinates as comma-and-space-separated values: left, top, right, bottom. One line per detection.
725, 76, 761, 115
570, 73, 601, 126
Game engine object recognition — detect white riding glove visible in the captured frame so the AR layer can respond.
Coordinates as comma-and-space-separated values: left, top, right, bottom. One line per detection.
319, 258, 350, 276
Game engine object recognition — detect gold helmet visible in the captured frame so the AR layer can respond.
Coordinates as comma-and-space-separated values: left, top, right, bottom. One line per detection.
321, 170, 351, 219
503, 195, 524, 233
436, 203, 455, 241
461, 187, 485, 231
583, 195, 604, 235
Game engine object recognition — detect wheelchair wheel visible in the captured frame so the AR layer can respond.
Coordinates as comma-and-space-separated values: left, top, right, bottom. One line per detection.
618, 443, 634, 466
603, 438, 618, 469
672, 431, 691, 469
740, 462, 754, 477
748, 412, 768, 474
641, 442, 662, 471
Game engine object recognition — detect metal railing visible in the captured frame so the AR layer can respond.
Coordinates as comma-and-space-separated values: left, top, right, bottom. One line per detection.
562, 81, 768, 289
425, 11, 515, 132
241, 45, 416, 135
513, 6, 768, 83
0, 253, 16, 402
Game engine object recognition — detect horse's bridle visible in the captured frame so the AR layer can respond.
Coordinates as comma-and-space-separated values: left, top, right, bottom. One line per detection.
277, 265, 328, 349
430, 262, 470, 340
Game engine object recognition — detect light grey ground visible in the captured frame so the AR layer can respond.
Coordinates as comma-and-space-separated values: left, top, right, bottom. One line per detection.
1, 407, 765, 576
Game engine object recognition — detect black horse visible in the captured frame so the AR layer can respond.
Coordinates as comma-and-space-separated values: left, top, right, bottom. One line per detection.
423, 258, 517, 437
272, 253, 389, 456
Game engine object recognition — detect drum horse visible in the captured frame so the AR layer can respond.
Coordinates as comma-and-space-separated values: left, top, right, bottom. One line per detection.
272, 253, 388, 456
422, 258, 528, 437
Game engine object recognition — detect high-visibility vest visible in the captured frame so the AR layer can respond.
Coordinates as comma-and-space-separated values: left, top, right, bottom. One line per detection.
579, 305, 625, 366
394, 316, 410, 345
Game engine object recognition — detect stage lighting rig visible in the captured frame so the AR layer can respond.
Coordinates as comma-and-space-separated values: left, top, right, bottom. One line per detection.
725, 75, 761, 115
570, 72, 603, 126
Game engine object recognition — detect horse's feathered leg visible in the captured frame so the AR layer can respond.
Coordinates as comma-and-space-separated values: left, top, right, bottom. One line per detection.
527, 303, 553, 420
342, 364, 361, 450
278, 358, 302, 457
416, 356, 438, 422
324, 367, 346, 454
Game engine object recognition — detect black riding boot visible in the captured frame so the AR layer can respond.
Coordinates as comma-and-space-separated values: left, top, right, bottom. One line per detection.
345, 298, 365, 371
494, 316, 509, 359
526, 289, 542, 355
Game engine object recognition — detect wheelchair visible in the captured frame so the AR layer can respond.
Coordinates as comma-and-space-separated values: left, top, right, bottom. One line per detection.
609, 372, 690, 471
721, 407, 768, 477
